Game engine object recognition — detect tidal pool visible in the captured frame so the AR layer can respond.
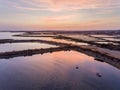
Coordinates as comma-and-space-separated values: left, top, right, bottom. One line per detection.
103, 38, 120, 41
0, 43, 57, 52
0, 32, 89, 45
0, 32, 49, 40
0, 51, 120, 90
95, 41, 119, 45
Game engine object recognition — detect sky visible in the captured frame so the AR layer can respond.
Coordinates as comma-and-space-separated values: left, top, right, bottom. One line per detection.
0, 0, 120, 31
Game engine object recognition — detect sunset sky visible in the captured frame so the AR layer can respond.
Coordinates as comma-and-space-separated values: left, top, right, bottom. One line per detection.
0, 0, 120, 31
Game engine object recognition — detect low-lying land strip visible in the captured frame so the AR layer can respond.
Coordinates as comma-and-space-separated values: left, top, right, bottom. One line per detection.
55, 35, 120, 51
0, 45, 120, 70
0, 39, 120, 60
0, 33, 120, 70
0, 39, 67, 46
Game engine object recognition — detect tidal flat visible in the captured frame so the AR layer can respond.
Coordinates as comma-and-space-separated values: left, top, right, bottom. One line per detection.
0, 30, 120, 90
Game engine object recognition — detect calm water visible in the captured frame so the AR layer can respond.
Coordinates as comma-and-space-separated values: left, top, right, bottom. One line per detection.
0, 32, 120, 90
103, 38, 120, 41
0, 51, 120, 90
91, 34, 120, 42
0, 32, 88, 45
0, 32, 49, 40
0, 43, 57, 52
95, 41, 119, 45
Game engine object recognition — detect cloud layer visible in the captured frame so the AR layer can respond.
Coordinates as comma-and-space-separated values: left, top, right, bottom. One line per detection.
10, 0, 120, 11
0, 0, 120, 30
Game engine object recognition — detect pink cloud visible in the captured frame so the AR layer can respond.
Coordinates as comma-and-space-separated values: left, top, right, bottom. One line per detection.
42, 15, 76, 22
10, 0, 120, 11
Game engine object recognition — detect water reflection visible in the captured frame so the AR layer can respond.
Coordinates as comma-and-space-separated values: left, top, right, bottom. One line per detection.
0, 43, 56, 52
0, 32, 17, 39
0, 51, 120, 90
95, 41, 119, 45
0, 32, 50, 40
103, 38, 120, 41
0, 32, 88, 45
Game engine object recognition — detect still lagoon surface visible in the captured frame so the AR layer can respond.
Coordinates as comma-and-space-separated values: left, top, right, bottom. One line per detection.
0, 43, 57, 52
0, 32, 120, 90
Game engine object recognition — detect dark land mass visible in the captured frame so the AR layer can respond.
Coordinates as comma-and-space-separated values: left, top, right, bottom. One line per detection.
0, 30, 120, 35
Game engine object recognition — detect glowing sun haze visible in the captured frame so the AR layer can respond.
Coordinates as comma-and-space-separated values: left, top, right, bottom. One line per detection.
0, 0, 120, 31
